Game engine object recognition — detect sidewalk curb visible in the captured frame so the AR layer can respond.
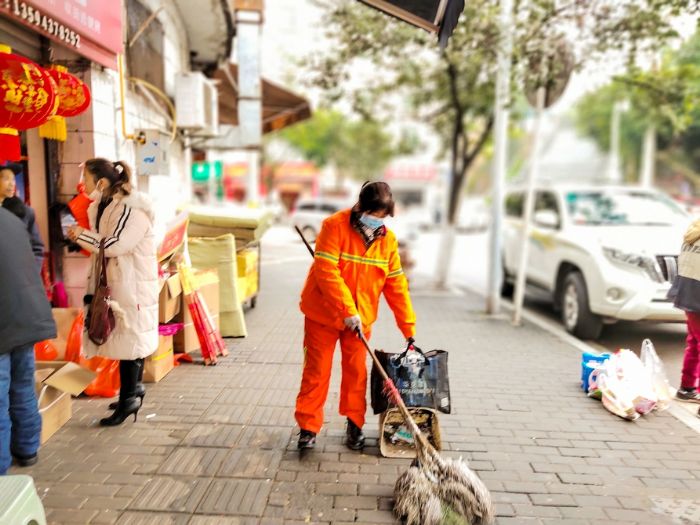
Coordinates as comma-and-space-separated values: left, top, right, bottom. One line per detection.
452, 283, 700, 435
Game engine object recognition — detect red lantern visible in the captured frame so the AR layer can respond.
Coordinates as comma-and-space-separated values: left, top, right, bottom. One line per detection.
39, 65, 91, 142
0, 44, 58, 162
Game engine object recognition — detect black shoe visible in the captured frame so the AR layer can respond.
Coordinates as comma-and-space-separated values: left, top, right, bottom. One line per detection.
676, 388, 700, 403
345, 418, 365, 450
100, 397, 141, 427
109, 384, 145, 410
297, 429, 317, 450
12, 454, 38, 467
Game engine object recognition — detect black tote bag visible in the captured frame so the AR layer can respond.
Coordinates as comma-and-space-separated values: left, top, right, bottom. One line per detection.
371, 342, 451, 414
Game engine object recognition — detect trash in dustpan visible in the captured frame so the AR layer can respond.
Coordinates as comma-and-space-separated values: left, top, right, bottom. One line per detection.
380, 407, 441, 458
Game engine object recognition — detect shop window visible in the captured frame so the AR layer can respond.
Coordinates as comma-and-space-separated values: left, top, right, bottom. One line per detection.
126, 0, 165, 93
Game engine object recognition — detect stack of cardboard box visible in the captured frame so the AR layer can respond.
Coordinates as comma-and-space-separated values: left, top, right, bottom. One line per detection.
34, 362, 96, 444
160, 269, 220, 356
149, 272, 182, 383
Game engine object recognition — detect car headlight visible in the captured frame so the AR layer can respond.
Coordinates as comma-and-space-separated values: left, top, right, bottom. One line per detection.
602, 247, 664, 283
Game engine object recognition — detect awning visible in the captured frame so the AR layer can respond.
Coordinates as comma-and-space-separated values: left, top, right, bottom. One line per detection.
172, 0, 234, 68
214, 64, 312, 134
358, 0, 464, 47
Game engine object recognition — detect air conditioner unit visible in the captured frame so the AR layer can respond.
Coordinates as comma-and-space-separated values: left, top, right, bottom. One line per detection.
175, 72, 219, 137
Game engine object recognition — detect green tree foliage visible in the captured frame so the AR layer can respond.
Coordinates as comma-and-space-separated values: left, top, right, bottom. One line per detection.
576, 29, 700, 184
276, 108, 416, 185
304, 0, 698, 222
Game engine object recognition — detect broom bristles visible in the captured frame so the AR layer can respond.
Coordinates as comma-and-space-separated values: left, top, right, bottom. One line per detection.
394, 460, 494, 525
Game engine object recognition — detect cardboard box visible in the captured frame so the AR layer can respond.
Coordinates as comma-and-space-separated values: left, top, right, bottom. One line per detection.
49, 308, 82, 360
379, 407, 442, 459
174, 270, 220, 353
144, 335, 175, 383
237, 248, 258, 276
34, 362, 97, 444
159, 272, 182, 323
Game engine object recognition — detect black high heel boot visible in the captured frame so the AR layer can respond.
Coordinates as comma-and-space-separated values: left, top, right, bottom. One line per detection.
103, 359, 142, 424
99, 397, 141, 426
108, 384, 145, 410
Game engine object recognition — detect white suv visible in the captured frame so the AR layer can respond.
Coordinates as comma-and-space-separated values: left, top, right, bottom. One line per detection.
502, 185, 691, 339
291, 198, 352, 242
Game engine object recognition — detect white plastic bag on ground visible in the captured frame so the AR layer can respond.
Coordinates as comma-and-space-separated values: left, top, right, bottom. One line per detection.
597, 355, 639, 421
640, 339, 672, 411
597, 349, 657, 420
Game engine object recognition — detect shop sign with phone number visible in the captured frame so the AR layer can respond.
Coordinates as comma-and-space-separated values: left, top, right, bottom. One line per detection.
4, 0, 81, 47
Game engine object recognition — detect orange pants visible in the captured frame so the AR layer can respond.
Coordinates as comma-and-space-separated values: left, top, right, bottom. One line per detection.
295, 317, 371, 434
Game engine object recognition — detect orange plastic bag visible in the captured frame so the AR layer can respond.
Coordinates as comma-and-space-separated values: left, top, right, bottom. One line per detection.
82, 357, 120, 398
34, 340, 58, 361
64, 310, 84, 363
67, 183, 93, 257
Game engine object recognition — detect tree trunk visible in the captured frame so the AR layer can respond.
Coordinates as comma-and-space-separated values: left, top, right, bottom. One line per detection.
434, 115, 494, 289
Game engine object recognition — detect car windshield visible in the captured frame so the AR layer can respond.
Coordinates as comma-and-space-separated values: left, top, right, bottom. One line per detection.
566, 190, 687, 226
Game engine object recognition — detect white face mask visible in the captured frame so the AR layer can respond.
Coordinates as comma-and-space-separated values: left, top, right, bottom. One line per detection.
88, 187, 102, 201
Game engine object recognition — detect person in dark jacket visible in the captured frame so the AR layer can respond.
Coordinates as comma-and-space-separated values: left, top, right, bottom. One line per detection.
0, 163, 45, 274
0, 208, 56, 474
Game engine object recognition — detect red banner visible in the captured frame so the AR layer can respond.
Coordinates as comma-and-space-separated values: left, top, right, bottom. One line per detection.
1, 0, 122, 69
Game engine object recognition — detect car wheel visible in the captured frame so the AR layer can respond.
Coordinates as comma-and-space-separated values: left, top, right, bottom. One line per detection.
301, 225, 317, 244
561, 271, 603, 340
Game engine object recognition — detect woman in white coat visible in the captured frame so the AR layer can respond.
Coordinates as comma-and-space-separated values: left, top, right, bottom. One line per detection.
67, 159, 158, 426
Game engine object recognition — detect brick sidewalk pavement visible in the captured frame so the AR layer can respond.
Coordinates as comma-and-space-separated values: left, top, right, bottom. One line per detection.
13, 232, 700, 525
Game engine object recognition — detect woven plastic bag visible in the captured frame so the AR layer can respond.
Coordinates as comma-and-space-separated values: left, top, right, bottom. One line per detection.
640, 339, 672, 411
581, 351, 610, 399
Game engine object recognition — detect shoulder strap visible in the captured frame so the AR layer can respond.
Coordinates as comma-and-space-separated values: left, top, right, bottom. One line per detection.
95, 239, 109, 289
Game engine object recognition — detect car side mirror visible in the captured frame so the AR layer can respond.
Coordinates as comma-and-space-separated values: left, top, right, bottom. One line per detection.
534, 210, 559, 229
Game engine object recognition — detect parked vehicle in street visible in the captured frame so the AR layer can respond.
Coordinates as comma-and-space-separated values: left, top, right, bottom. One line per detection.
291, 198, 351, 243
502, 184, 691, 339
291, 196, 416, 281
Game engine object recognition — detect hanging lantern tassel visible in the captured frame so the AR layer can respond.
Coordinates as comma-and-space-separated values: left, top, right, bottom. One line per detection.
39, 65, 90, 142
39, 115, 67, 141
0, 127, 21, 162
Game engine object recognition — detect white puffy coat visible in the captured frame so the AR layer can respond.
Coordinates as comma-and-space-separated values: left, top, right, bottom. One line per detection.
76, 192, 159, 360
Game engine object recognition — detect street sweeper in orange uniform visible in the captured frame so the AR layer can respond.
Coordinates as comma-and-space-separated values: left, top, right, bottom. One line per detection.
295, 181, 416, 451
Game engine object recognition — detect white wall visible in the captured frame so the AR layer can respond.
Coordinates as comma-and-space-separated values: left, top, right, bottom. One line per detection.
61, 0, 195, 305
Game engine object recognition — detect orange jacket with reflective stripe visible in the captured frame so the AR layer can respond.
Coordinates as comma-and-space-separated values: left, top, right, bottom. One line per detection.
300, 209, 416, 338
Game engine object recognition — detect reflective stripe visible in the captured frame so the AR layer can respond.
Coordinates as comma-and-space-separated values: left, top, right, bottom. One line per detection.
104, 207, 131, 249
315, 251, 339, 263
387, 268, 404, 278
340, 252, 389, 268
77, 233, 99, 247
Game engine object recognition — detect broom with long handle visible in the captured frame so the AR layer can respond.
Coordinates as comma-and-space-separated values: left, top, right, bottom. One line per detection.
295, 225, 494, 525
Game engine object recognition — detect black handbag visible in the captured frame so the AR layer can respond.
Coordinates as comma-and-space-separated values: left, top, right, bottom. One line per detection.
371, 341, 451, 414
